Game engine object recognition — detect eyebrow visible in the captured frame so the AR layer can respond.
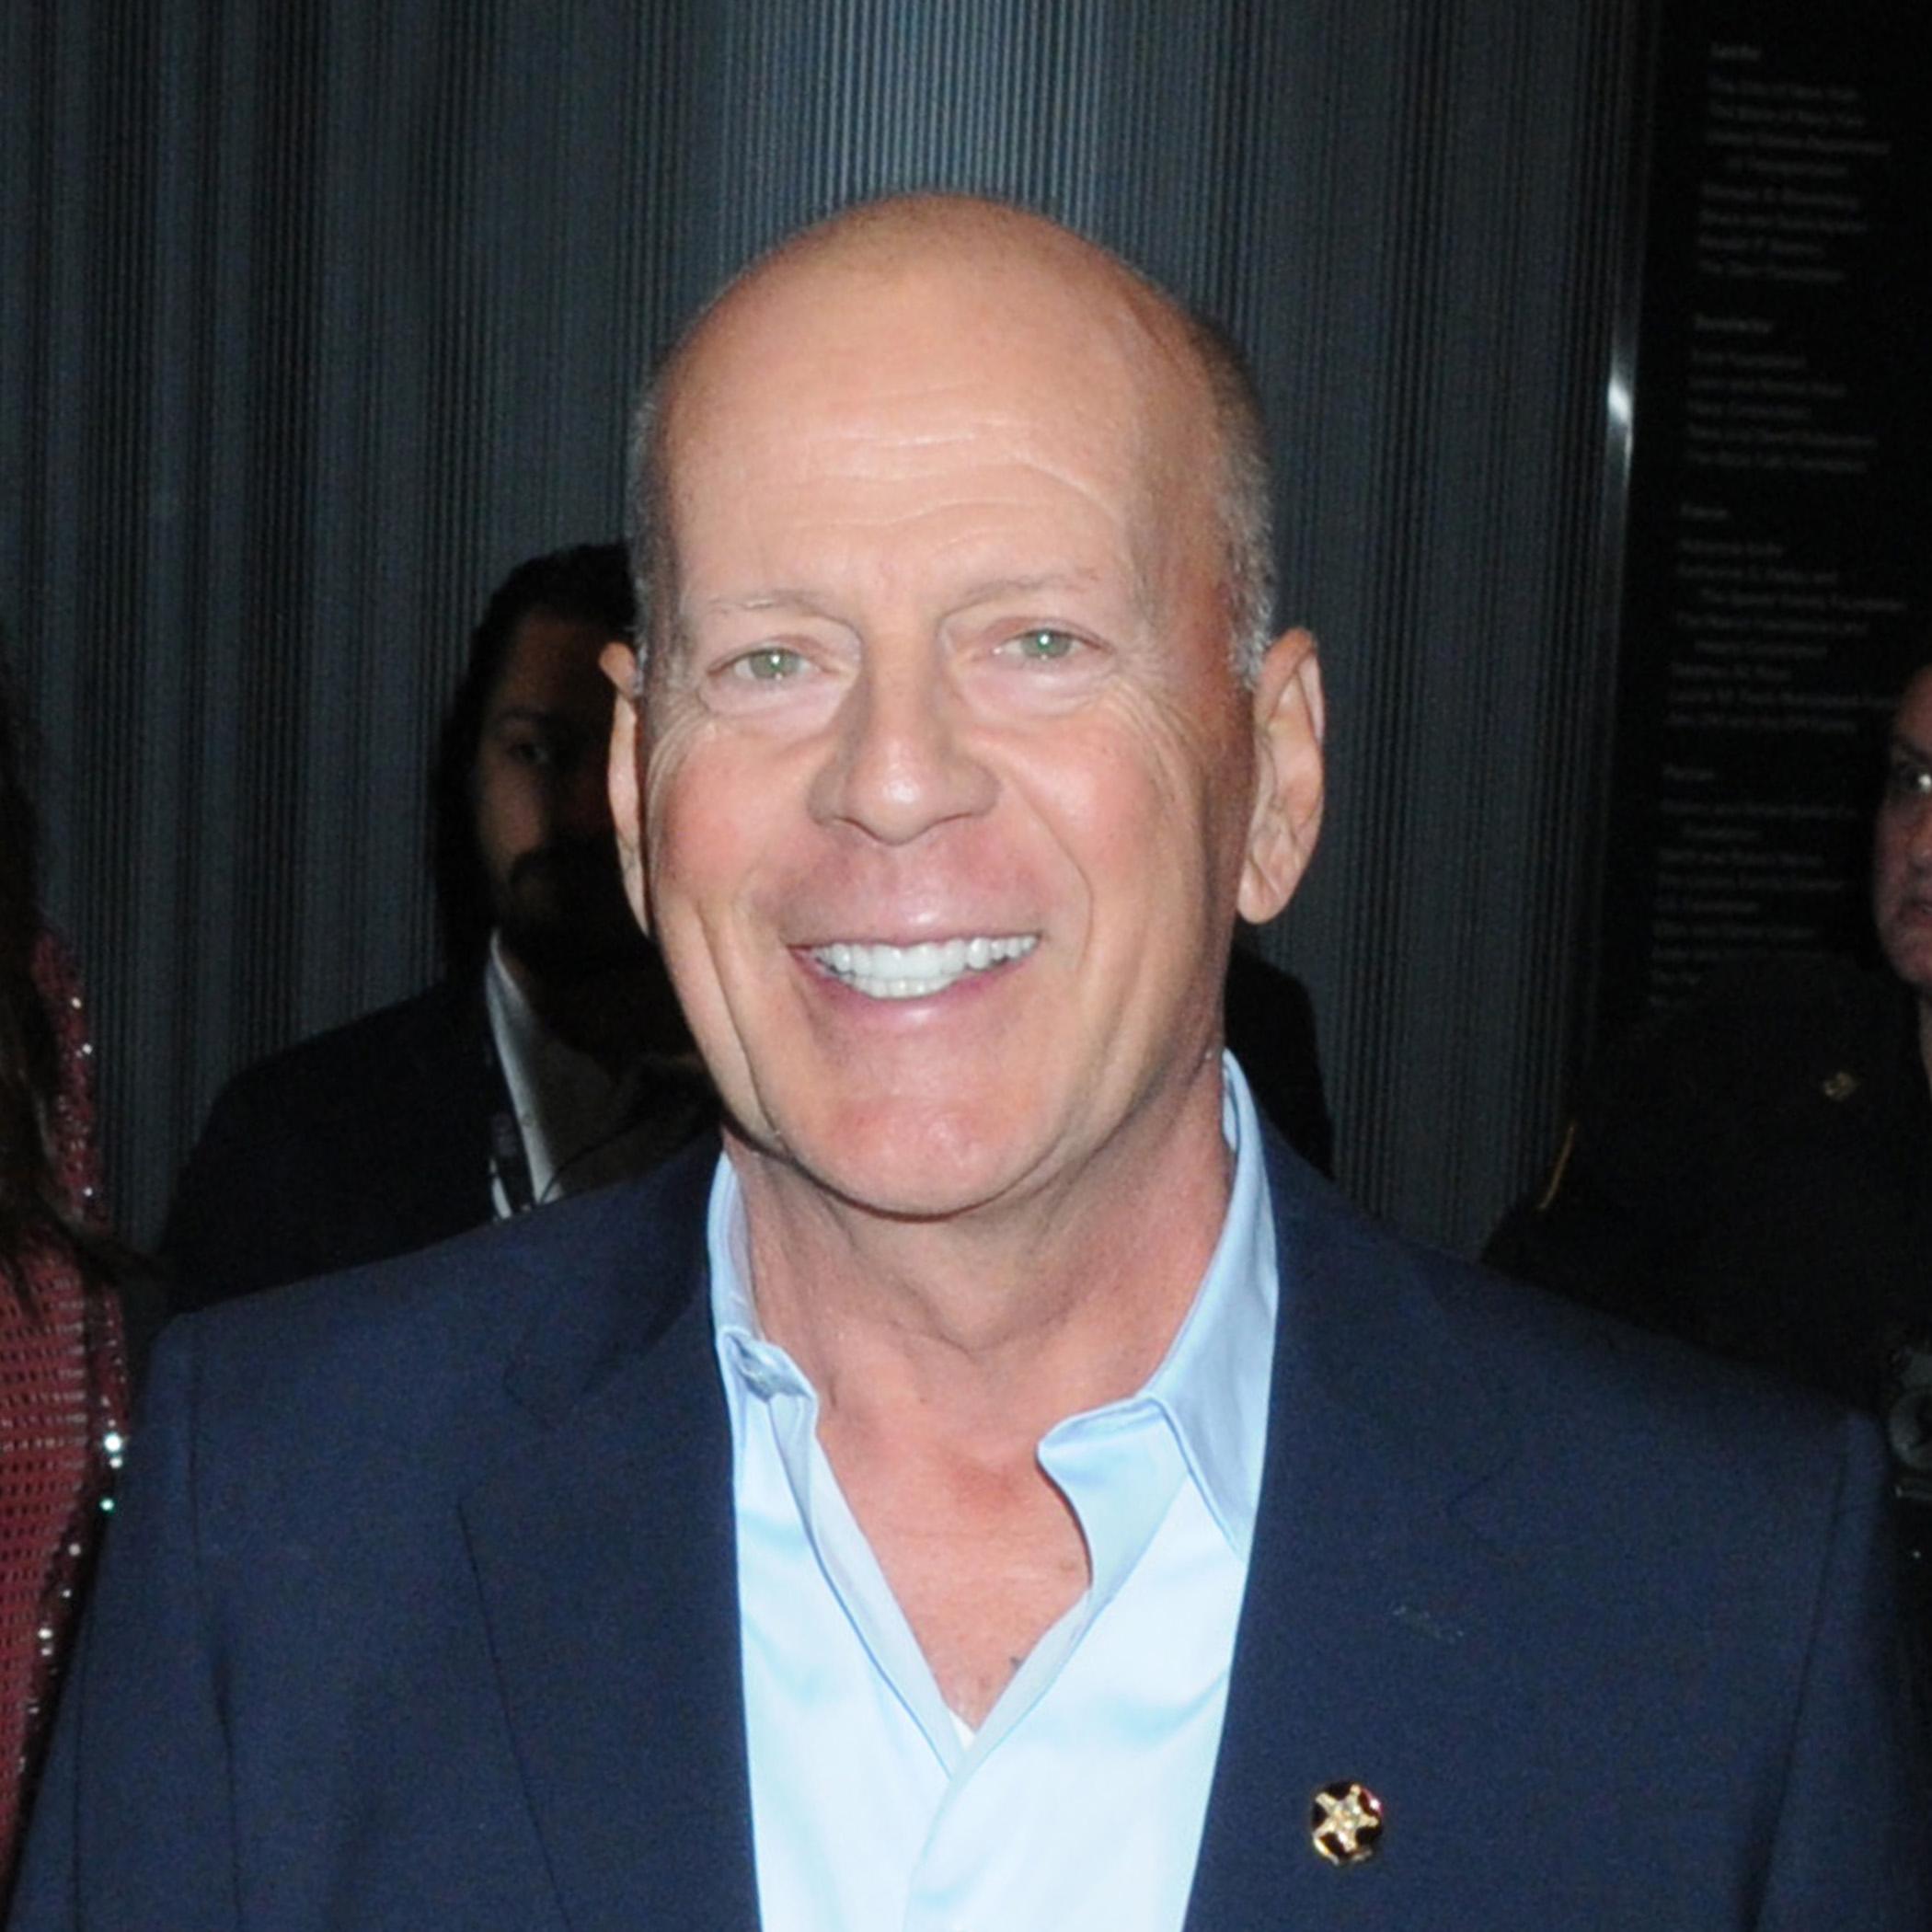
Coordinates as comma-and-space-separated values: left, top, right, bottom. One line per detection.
693, 569, 1109, 622
694, 589, 828, 619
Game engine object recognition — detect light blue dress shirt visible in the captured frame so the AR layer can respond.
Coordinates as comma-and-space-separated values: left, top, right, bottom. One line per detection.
709, 1055, 1279, 1932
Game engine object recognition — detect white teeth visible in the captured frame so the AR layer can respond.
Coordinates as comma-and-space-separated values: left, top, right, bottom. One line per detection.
812, 934, 1039, 1000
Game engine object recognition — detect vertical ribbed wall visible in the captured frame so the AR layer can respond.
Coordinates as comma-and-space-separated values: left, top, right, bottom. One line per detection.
1, 0, 1641, 1250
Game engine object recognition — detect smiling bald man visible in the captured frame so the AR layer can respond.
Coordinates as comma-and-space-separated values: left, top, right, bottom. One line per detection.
12, 196, 1927, 1931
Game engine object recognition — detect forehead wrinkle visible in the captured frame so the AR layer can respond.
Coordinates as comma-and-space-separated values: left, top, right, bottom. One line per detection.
948, 568, 1104, 604
741, 420, 989, 475
696, 443, 1141, 565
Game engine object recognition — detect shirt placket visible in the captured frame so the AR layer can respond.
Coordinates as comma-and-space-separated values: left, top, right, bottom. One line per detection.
903, 1403, 1185, 1932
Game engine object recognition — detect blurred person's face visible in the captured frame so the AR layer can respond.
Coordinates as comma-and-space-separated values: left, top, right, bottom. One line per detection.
476, 608, 649, 986
1873, 668, 1932, 1000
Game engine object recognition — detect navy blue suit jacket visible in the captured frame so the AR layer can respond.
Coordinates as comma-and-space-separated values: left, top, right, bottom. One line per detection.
160, 978, 498, 1309
12, 1133, 1929, 1926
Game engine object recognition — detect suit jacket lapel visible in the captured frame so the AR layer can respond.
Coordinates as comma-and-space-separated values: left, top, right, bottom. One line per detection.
1187, 1141, 1523, 1926
458, 1132, 1527, 1929
385, 975, 498, 1245
461, 1145, 760, 1932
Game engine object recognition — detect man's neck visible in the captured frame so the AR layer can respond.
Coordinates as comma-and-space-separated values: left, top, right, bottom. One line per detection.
727, 1076, 1237, 1724
730, 1083, 1233, 1452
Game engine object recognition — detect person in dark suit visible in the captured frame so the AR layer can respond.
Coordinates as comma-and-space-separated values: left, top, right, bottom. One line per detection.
160, 545, 711, 1309
13, 196, 1926, 1928
1488, 665, 1932, 1418
1487, 664, 1932, 1655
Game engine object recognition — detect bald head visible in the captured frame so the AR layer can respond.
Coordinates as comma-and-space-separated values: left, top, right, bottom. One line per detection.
629, 194, 1274, 684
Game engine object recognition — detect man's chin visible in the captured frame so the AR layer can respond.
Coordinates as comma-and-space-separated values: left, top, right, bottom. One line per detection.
725, 1092, 1064, 1227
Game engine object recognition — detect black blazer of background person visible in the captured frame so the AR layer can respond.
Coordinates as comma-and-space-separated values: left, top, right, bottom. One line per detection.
161, 545, 715, 1310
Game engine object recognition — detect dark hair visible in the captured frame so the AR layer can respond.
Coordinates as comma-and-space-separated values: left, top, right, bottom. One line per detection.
0, 649, 50, 1235
430, 544, 636, 972
0, 650, 101, 1289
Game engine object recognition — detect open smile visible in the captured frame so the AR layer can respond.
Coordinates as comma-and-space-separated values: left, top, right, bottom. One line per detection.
811, 934, 1040, 1001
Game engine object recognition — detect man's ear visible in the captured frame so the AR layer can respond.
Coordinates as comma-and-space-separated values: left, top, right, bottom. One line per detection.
600, 640, 650, 935
1237, 627, 1325, 924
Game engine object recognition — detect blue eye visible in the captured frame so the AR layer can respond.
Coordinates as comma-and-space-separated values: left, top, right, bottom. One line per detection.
729, 646, 808, 682
1001, 628, 1078, 662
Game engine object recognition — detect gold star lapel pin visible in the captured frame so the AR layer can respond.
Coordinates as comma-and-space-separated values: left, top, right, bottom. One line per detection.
1821, 1069, 1859, 1103
1310, 1780, 1385, 1868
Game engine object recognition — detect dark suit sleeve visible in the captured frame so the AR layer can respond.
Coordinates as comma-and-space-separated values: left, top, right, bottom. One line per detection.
9, 1326, 240, 1931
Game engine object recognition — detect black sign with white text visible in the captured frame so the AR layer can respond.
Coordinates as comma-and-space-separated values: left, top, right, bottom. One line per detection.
1593, 1, 1930, 1043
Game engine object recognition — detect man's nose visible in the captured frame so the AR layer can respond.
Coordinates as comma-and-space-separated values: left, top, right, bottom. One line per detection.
807, 649, 996, 845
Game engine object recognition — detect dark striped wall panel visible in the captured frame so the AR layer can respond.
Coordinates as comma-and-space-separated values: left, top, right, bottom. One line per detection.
2, 0, 1641, 1250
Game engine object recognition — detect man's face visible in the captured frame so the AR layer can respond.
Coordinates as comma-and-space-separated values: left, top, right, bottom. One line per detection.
1873, 668, 1932, 999
476, 608, 648, 985
627, 242, 1318, 1223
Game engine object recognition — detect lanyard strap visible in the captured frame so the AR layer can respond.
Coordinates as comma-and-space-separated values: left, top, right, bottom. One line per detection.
482, 1030, 538, 1216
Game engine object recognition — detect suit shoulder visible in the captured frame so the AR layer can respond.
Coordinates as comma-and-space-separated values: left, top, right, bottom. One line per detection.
1274, 1152, 1858, 1500
1456, 1235, 1847, 1452
200, 979, 481, 1127
158, 1143, 717, 1461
